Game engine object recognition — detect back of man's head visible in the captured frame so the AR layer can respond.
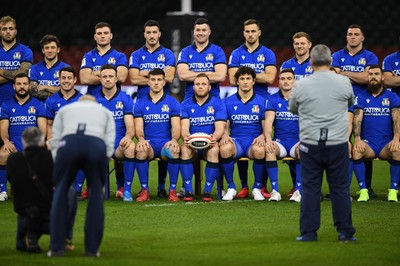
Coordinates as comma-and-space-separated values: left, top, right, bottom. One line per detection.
22, 127, 44, 148
310, 44, 331, 67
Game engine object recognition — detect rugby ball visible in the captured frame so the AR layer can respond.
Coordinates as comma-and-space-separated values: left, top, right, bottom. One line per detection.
187, 132, 213, 150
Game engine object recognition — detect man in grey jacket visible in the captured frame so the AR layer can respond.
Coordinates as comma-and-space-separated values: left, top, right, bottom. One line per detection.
48, 95, 115, 257
289, 44, 356, 242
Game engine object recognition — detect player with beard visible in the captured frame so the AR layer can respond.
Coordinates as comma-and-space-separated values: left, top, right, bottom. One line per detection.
352, 65, 400, 202
0, 73, 46, 201
180, 73, 226, 201
29, 35, 70, 100
0, 16, 33, 105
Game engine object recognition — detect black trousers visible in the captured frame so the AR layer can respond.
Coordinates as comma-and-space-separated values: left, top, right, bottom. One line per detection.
50, 134, 108, 253
299, 142, 356, 239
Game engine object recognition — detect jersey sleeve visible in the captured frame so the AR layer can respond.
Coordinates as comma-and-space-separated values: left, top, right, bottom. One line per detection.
170, 98, 181, 117
133, 99, 143, 118
214, 46, 227, 65
45, 98, 55, 120
264, 48, 276, 66
214, 99, 227, 121
28, 65, 39, 82
80, 52, 93, 69
366, 52, 378, 67
129, 50, 140, 69
177, 47, 189, 65
123, 95, 134, 115
116, 52, 128, 68
21, 46, 33, 63
0, 102, 10, 120
37, 101, 47, 118
331, 52, 341, 68
180, 101, 189, 119
165, 49, 176, 67
228, 48, 240, 68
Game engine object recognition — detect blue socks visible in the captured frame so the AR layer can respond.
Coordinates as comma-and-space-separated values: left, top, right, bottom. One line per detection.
0, 167, 7, 193
204, 162, 219, 193
266, 161, 279, 191
168, 159, 180, 191
123, 158, 135, 193
353, 159, 367, 189
221, 157, 236, 189
180, 159, 194, 193
252, 159, 265, 189
135, 158, 149, 190
390, 160, 400, 190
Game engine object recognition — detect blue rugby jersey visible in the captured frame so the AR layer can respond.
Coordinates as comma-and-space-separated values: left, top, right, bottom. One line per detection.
224, 92, 265, 140
129, 45, 176, 99
180, 95, 227, 135
134, 93, 180, 141
29, 60, 70, 88
95, 88, 133, 144
80, 48, 128, 95
382, 51, 400, 95
228, 44, 276, 98
177, 43, 226, 99
266, 90, 299, 140
281, 56, 313, 80
331, 47, 378, 96
354, 89, 400, 142
0, 42, 33, 103
0, 96, 46, 150
45, 89, 83, 120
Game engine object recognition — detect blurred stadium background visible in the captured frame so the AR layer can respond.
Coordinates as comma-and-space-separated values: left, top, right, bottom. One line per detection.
3, 0, 399, 91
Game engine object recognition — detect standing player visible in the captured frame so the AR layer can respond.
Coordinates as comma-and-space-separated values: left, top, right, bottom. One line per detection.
29, 34, 69, 100
0, 16, 33, 105
332, 24, 379, 197
95, 64, 135, 198
280, 32, 313, 198
0, 73, 46, 201
45, 66, 85, 194
133, 68, 181, 202
180, 73, 226, 201
80, 22, 129, 193
219, 66, 267, 201
382, 41, 400, 96
264, 68, 301, 202
177, 18, 227, 100
227, 19, 277, 198
128, 20, 176, 198
352, 65, 400, 202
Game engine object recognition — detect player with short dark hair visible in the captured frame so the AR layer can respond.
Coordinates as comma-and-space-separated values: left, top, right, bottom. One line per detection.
29, 34, 69, 100
94, 64, 136, 199
133, 68, 181, 202
128, 20, 176, 197
177, 18, 227, 99
332, 24, 379, 198
265, 68, 301, 202
180, 73, 227, 201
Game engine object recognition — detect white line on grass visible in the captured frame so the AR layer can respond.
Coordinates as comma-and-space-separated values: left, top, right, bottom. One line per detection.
144, 199, 256, 207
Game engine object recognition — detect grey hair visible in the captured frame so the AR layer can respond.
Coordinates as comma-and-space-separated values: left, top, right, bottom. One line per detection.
310, 44, 331, 67
22, 127, 44, 148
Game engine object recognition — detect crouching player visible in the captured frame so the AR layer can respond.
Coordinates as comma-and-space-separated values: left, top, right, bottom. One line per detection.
133, 69, 181, 202
265, 68, 301, 202
180, 73, 226, 201
219, 66, 267, 201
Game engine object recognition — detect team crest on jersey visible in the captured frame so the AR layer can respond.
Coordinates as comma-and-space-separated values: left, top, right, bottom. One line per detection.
13, 52, 21, 60
206, 54, 213, 61
158, 54, 165, 62
108, 57, 116, 65
115, 101, 123, 109
28, 106, 36, 114
161, 104, 169, 112
358, 58, 366, 66
252, 105, 259, 113
54, 71, 59, 79
382, 98, 390, 106
206, 106, 214, 114
305, 66, 313, 73
257, 54, 265, 62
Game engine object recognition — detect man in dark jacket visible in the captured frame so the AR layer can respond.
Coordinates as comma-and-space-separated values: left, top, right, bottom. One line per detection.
6, 127, 76, 253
